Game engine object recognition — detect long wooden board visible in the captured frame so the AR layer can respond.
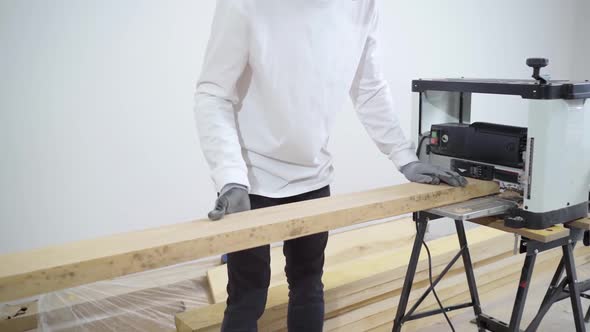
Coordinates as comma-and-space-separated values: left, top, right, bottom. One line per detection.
0, 180, 498, 302
207, 218, 417, 303
175, 226, 511, 331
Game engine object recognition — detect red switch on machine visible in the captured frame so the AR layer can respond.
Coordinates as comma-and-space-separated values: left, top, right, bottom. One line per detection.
430, 131, 439, 145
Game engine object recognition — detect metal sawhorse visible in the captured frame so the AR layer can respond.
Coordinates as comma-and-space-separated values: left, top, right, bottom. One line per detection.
391, 203, 590, 332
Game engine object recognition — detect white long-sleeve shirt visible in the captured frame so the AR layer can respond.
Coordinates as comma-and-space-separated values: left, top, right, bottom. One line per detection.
195, 0, 418, 198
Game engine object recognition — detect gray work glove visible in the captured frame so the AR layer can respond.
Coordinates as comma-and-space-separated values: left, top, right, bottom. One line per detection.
208, 184, 251, 221
400, 161, 468, 187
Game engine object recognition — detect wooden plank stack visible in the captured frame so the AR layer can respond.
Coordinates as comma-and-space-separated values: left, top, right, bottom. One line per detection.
176, 216, 586, 332
206, 219, 417, 304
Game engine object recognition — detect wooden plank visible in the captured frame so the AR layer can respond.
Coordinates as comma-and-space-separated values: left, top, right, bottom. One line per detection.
328, 251, 513, 317
184, 228, 509, 331
267, 251, 516, 332
207, 218, 417, 303
0, 301, 38, 332
0, 180, 498, 303
470, 216, 569, 243
267, 253, 516, 332
1, 257, 216, 332
320, 255, 514, 331
225, 233, 512, 332
568, 216, 590, 230
175, 226, 512, 331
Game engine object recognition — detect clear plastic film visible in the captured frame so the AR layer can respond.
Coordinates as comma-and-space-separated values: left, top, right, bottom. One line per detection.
37, 256, 220, 332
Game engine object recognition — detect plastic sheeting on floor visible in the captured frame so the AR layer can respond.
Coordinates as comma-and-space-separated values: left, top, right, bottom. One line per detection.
37, 256, 220, 332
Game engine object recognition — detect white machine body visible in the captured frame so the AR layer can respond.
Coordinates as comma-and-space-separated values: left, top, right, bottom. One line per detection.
524, 99, 590, 214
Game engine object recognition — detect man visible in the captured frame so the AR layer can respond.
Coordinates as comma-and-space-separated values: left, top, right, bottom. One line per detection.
195, 1, 467, 331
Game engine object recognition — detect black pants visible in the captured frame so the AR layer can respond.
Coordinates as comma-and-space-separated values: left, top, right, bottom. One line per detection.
221, 186, 330, 332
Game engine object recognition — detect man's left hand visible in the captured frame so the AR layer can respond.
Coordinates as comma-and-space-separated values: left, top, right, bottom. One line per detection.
401, 161, 468, 187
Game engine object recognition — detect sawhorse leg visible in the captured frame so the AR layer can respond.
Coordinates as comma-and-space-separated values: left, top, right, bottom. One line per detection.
509, 252, 537, 330
392, 218, 428, 332
392, 215, 483, 331
479, 234, 586, 332
525, 257, 565, 331
563, 243, 586, 332
456, 219, 485, 332
526, 241, 586, 332
478, 249, 537, 332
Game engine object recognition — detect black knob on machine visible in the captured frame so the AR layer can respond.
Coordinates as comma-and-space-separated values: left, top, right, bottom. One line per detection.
526, 58, 549, 84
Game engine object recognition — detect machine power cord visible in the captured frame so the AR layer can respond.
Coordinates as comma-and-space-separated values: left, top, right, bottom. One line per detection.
415, 135, 456, 331
415, 132, 430, 159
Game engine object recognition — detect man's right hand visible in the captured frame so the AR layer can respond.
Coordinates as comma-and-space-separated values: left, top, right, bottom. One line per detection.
208, 184, 251, 221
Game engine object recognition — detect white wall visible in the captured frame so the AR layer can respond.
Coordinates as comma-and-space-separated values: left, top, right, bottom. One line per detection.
0, 0, 582, 254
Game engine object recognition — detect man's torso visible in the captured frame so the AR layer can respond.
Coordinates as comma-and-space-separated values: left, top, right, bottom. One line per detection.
234, 0, 376, 197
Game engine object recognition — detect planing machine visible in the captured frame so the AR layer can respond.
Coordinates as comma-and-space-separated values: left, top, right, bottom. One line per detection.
413, 58, 590, 229
392, 58, 590, 332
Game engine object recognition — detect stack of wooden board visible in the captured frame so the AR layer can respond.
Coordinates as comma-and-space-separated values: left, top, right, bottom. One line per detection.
206, 218, 418, 304
176, 219, 537, 331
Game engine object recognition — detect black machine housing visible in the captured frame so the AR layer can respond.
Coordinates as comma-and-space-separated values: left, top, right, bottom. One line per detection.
429, 122, 527, 169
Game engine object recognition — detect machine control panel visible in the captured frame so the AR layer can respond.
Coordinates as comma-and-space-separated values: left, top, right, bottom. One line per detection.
429, 122, 527, 169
